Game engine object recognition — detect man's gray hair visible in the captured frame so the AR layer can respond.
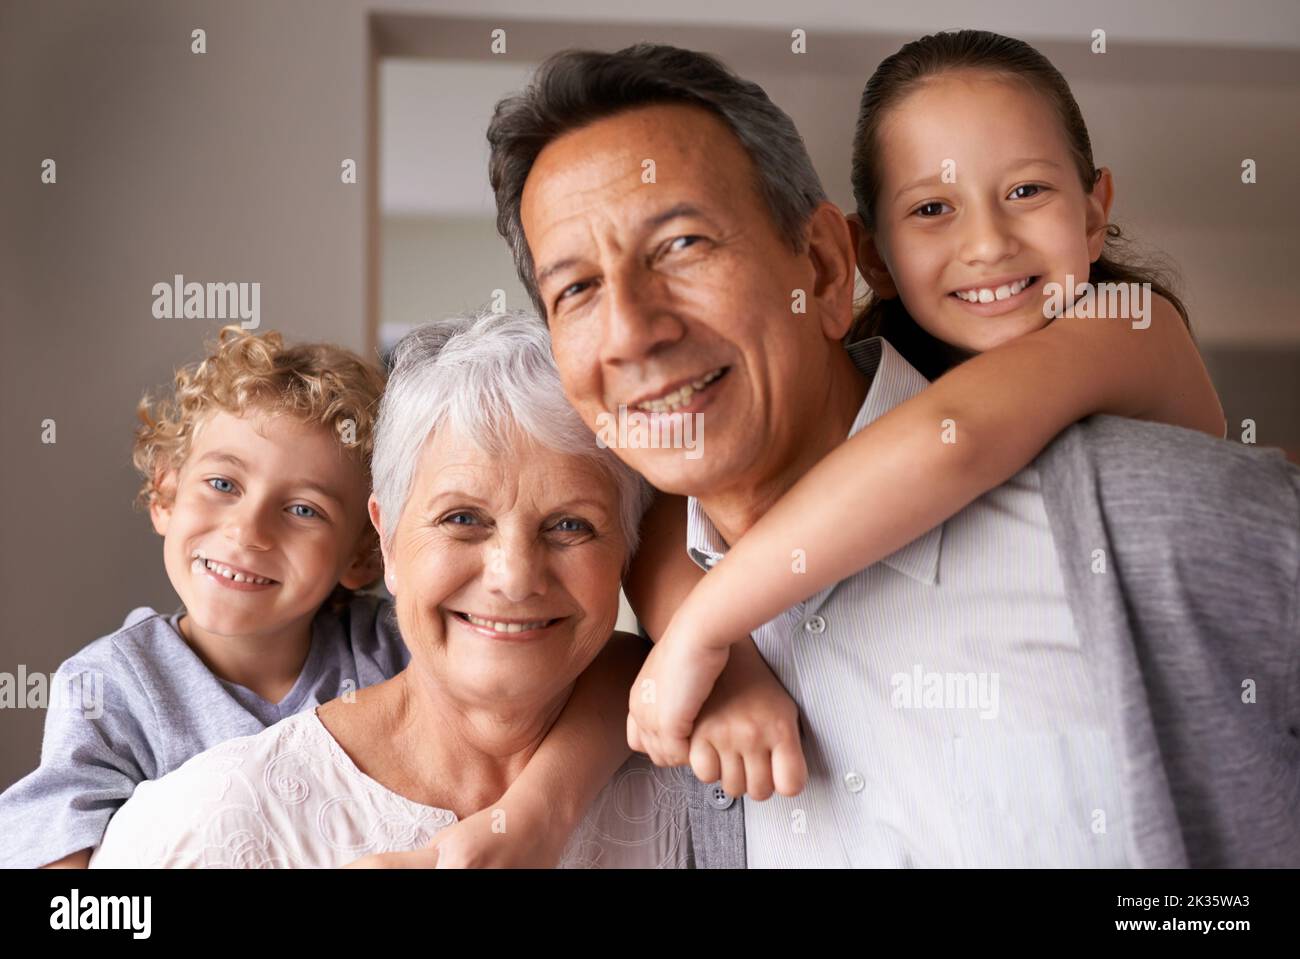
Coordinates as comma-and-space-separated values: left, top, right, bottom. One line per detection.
371, 309, 654, 562
487, 43, 829, 317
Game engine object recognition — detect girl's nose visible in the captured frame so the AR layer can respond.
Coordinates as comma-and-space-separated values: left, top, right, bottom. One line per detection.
958, 204, 1020, 266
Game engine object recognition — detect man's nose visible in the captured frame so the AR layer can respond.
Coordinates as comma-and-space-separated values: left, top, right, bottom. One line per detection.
222, 498, 274, 551
598, 264, 685, 366
958, 202, 1020, 267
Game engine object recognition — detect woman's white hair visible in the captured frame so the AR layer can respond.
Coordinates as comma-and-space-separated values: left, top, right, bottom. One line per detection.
371, 309, 654, 564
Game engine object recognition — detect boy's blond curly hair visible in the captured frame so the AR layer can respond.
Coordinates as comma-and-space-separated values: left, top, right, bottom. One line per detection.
133, 325, 387, 594
133, 325, 386, 506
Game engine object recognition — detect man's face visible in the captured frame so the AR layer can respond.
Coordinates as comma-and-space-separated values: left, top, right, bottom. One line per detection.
519, 103, 835, 497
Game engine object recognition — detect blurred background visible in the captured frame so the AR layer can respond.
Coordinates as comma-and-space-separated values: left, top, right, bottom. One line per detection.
2, 0, 1297, 789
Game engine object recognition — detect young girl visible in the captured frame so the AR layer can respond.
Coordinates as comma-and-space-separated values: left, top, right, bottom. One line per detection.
624, 29, 1227, 776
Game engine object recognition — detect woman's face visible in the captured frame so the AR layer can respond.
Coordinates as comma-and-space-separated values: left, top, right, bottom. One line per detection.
863, 71, 1111, 354
373, 426, 629, 710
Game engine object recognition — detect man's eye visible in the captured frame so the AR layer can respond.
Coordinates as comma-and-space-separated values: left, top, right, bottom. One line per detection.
1009, 184, 1046, 200
207, 477, 235, 494
913, 201, 951, 218
288, 504, 318, 519
557, 281, 590, 303
668, 235, 702, 252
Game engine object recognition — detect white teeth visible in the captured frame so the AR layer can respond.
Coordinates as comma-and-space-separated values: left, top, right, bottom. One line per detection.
198, 556, 271, 585
955, 277, 1033, 303
464, 613, 551, 633
634, 368, 724, 414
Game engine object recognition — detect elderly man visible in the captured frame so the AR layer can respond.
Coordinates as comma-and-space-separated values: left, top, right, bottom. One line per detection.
487, 44, 1300, 867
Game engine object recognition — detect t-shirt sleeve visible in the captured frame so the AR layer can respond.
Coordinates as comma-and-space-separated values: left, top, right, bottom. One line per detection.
0, 651, 160, 868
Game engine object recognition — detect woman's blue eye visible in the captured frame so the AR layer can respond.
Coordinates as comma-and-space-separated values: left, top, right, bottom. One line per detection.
1010, 184, 1043, 200
289, 504, 318, 519
553, 517, 591, 534
447, 512, 479, 526
207, 477, 235, 493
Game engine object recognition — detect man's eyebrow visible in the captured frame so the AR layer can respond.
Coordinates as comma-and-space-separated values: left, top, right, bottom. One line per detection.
535, 202, 718, 287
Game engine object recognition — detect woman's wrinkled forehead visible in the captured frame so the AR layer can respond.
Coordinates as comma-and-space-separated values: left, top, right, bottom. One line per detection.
413, 426, 620, 524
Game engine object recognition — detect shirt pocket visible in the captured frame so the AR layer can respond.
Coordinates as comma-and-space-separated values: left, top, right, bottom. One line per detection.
949, 729, 1129, 867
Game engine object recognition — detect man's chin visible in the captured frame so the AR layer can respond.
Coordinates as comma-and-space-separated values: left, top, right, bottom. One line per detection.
622, 448, 728, 497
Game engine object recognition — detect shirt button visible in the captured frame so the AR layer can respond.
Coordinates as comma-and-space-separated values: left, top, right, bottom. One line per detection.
844, 771, 865, 793
708, 785, 735, 810
803, 615, 826, 634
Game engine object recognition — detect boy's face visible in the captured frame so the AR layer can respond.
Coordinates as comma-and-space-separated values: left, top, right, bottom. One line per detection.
150, 409, 376, 643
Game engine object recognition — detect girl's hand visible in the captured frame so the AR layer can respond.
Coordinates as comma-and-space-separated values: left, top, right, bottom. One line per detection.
343, 796, 569, 868
686, 637, 807, 799
627, 618, 731, 767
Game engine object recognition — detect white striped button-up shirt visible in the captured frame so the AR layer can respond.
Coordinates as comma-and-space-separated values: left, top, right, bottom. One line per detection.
686, 337, 1128, 867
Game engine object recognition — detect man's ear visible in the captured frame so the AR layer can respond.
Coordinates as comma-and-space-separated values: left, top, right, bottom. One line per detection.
148, 470, 178, 536
846, 212, 898, 299
804, 201, 858, 341
363, 493, 397, 595
1086, 167, 1115, 263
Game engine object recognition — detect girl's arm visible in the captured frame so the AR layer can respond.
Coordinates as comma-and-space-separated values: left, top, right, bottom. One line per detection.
629, 296, 1223, 743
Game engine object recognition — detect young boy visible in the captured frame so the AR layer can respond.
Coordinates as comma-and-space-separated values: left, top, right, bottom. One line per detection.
0, 325, 403, 868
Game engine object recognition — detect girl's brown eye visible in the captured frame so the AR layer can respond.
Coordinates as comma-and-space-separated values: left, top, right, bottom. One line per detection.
1010, 184, 1044, 200
915, 201, 950, 217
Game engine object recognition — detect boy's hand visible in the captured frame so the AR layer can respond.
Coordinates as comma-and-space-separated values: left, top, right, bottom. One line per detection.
343, 795, 569, 868
630, 637, 807, 800
626, 618, 731, 767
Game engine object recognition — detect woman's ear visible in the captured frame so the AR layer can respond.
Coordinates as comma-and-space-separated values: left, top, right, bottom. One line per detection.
148, 470, 178, 536
1086, 167, 1115, 262
366, 493, 397, 594
847, 212, 898, 299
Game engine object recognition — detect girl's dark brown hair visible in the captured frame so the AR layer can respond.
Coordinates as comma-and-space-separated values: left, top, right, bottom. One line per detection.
848, 29, 1190, 380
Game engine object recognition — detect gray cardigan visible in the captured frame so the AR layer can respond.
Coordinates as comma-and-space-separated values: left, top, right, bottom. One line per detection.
687, 416, 1300, 868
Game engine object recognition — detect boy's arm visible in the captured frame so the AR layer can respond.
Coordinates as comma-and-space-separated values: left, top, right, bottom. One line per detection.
0, 658, 153, 869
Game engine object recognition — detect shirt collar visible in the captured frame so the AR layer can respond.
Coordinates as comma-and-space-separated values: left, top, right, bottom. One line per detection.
685, 336, 943, 588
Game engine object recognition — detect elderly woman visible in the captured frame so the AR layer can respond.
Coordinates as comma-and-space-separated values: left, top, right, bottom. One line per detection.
87, 311, 691, 868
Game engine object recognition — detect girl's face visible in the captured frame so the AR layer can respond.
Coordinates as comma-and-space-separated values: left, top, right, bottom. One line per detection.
857, 71, 1113, 354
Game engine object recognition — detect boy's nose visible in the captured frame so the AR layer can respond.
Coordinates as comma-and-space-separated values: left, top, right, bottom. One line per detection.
222, 501, 273, 551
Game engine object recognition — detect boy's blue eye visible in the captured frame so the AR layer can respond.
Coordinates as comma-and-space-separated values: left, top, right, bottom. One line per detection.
207, 477, 235, 494
288, 504, 318, 519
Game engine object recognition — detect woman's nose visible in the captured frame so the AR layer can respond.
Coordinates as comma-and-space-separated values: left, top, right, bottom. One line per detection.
482, 538, 548, 603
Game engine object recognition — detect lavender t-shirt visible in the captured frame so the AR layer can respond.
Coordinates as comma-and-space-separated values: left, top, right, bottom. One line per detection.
0, 594, 407, 868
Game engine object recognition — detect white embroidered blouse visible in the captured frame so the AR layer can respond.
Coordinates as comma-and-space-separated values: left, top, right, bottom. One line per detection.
88, 709, 692, 869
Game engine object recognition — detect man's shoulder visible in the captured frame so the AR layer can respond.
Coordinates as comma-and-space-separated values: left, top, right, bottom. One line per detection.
1050, 414, 1298, 509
